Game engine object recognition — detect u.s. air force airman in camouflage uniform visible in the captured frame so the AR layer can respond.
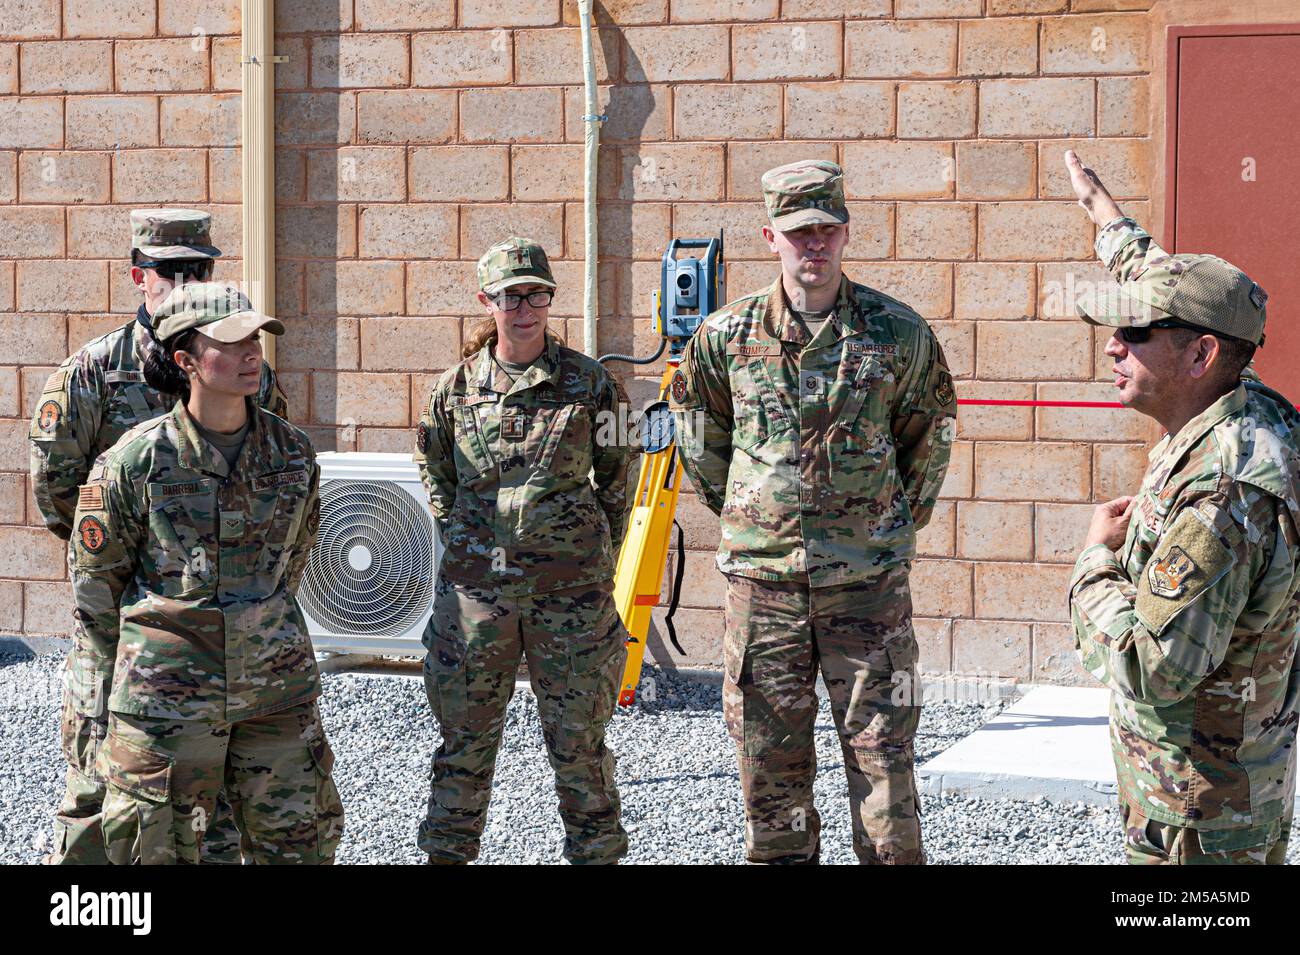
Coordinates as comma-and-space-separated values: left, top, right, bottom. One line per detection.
414, 238, 637, 864
32, 210, 285, 864
1065, 151, 1300, 865
67, 283, 342, 864
671, 161, 957, 864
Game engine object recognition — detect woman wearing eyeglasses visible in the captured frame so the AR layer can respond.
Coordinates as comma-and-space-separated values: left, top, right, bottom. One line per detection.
413, 237, 638, 864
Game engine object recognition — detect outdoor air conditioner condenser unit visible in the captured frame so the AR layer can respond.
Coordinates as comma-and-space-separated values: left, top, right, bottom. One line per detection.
298, 452, 441, 656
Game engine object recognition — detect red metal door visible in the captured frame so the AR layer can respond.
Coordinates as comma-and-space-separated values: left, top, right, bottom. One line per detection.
1168, 27, 1300, 392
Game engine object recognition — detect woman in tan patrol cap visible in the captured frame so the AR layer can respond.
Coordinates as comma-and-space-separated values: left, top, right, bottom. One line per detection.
414, 237, 638, 864
67, 281, 343, 864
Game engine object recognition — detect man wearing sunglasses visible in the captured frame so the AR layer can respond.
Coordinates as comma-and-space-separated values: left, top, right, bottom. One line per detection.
29, 208, 288, 865
1065, 150, 1300, 864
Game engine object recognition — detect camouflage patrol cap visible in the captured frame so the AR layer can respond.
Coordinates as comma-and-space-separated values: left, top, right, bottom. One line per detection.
130, 208, 221, 260
154, 282, 284, 344
761, 159, 849, 232
477, 237, 557, 295
1077, 253, 1267, 346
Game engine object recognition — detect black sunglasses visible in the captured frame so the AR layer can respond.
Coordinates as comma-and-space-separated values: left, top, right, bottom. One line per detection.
137, 259, 214, 282
1117, 319, 1215, 345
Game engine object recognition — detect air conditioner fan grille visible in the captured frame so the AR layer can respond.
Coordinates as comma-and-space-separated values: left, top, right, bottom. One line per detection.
299, 479, 434, 638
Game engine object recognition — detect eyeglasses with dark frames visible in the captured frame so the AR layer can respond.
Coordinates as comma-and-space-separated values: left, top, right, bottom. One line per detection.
494, 290, 554, 310
1117, 319, 1221, 345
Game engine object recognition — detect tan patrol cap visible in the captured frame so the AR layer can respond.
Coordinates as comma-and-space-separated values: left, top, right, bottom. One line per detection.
477, 236, 557, 295
1077, 252, 1267, 346
761, 160, 849, 232
154, 282, 284, 343
131, 208, 221, 260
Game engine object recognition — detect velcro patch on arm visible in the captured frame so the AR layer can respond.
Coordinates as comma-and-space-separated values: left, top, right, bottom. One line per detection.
668, 367, 691, 411
1135, 504, 1236, 636
78, 483, 105, 511
41, 368, 68, 394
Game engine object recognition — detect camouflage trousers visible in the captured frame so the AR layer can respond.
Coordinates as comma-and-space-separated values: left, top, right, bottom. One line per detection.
723, 567, 925, 865
419, 575, 628, 864
1121, 798, 1293, 865
98, 699, 344, 865
49, 653, 242, 865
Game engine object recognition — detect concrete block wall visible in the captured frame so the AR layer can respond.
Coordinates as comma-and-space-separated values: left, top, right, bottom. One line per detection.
0, 0, 1159, 685
0, 0, 251, 635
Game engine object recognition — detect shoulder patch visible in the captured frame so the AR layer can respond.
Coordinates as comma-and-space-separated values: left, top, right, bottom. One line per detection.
1135, 505, 1236, 636
37, 399, 62, 433
935, 370, 955, 407
77, 515, 108, 554
1147, 545, 1196, 598
669, 368, 689, 408
416, 420, 429, 454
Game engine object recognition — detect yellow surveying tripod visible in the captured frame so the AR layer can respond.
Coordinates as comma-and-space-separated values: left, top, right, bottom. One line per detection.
598, 235, 725, 706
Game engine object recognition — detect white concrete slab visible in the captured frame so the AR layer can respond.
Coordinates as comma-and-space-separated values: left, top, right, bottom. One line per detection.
919, 685, 1119, 805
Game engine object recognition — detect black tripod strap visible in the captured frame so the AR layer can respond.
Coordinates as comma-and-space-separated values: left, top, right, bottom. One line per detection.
664, 519, 687, 656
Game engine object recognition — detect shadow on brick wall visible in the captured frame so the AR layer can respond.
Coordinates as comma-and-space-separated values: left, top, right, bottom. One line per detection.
273, 6, 349, 452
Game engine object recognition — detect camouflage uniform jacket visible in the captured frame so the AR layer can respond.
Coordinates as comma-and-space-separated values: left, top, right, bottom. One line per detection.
672, 274, 957, 586
30, 308, 288, 541
69, 398, 321, 723
415, 336, 636, 597
1070, 219, 1300, 833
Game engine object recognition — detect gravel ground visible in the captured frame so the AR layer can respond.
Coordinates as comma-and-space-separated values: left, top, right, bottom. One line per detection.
1, 650, 1287, 865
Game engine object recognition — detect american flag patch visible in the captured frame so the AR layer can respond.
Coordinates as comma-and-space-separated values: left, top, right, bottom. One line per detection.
78, 484, 104, 510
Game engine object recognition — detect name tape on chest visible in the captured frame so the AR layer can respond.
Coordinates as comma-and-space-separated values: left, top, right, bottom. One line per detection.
844, 342, 898, 357
726, 344, 782, 358
1139, 494, 1159, 533
451, 394, 498, 409
104, 370, 146, 385
151, 480, 213, 498
252, 469, 308, 491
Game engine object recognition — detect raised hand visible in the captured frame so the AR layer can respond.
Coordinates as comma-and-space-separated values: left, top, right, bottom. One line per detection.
1065, 149, 1125, 228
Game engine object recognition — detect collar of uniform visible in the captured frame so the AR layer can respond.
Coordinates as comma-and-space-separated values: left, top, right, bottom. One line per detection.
474, 336, 563, 395
131, 308, 156, 364
761, 274, 854, 348
135, 300, 155, 334
1149, 384, 1247, 493
173, 396, 271, 478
